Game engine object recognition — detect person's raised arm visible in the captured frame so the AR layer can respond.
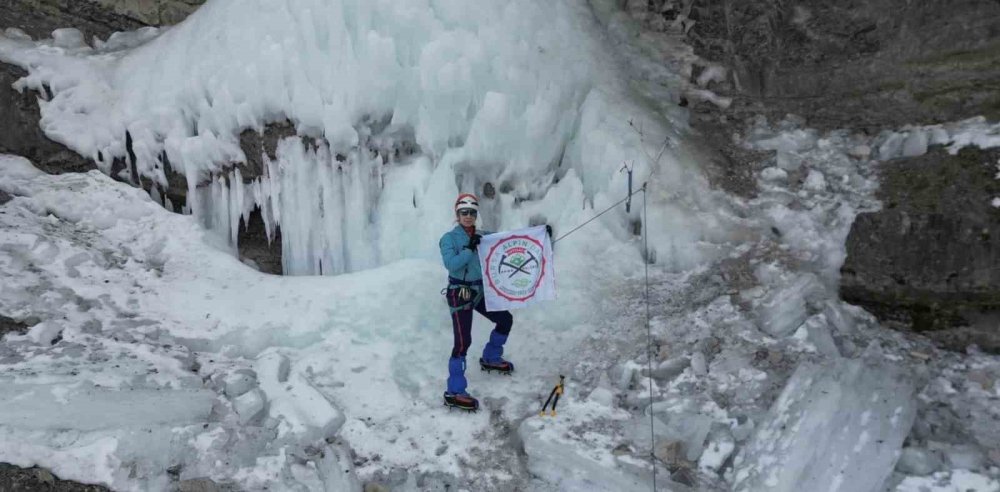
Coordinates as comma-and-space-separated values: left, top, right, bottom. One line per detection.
440, 233, 476, 271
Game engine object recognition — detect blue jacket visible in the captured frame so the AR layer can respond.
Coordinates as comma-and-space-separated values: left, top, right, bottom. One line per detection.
440, 225, 493, 282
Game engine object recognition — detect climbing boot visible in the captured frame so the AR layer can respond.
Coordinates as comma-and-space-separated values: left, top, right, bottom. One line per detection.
443, 392, 479, 412
479, 357, 514, 375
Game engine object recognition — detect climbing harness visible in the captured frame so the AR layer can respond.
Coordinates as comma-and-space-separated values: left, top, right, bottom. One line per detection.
442, 282, 483, 313
539, 375, 565, 417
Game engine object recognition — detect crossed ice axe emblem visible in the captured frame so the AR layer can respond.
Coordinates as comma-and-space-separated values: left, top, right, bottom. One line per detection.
499, 251, 539, 279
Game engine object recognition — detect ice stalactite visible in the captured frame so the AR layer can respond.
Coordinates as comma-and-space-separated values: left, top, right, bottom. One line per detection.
193, 135, 385, 276
0, 0, 739, 279
273, 138, 382, 276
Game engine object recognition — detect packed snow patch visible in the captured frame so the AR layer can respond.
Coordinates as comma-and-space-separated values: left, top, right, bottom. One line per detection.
872, 117, 1000, 161
895, 469, 1000, 492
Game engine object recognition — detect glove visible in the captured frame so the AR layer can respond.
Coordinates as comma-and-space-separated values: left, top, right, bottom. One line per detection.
545, 225, 553, 237
465, 234, 482, 251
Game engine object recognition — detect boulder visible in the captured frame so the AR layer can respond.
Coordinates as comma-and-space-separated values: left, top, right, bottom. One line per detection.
841, 146, 1000, 351
0, 464, 110, 492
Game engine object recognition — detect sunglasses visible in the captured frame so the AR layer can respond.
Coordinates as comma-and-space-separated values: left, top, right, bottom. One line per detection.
458, 210, 478, 217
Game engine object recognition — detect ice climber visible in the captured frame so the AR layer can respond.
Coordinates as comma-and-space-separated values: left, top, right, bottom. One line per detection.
440, 193, 515, 411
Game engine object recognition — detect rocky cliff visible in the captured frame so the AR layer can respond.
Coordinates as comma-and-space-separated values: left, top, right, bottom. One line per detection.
2, 0, 204, 40
841, 146, 1000, 352
0, 63, 95, 174
679, 0, 1000, 130
0, 0, 290, 274
0, 0, 204, 174
643, 0, 1000, 350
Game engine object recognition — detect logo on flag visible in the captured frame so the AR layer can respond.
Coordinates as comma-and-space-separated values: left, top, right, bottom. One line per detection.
478, 226, 555, 311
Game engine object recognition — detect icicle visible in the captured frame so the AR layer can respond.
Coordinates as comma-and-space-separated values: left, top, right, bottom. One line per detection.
326, 146, 346, 275
317, 146, 341, 274
173, 124, 386, 276
149, 186, 162, 207
342, 150, 377, 272
256, 178, 275, 244
230, 168, 244, 245
213, 175, 234, 250
266, 153, 282, 240
278, 137, 316, 275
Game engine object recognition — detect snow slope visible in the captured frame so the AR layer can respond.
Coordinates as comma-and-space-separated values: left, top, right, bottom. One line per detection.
7, 115, 1000, 491
0, 154, 658, 490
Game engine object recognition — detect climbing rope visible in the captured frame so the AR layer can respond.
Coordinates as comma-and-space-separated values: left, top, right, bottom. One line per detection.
544, 173, 658, 491
550, 186, 647, 245
642, 183, 657, 492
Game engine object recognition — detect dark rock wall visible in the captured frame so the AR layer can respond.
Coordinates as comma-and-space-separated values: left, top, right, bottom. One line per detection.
0, 314, 30, 338
238, 208, 283, 275
1, 0, 204, 41
2, 0, 287, 273
0, 0, 205, 175
238, 121, 298, 182
841, 147, 1000, 349
0, 64, 96, 175
684, 0, 1000, 130
0, 464, 110, 491
655, 0, 1000, 349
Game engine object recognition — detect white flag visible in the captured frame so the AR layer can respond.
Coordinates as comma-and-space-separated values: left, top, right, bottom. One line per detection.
477, 225, 555, 312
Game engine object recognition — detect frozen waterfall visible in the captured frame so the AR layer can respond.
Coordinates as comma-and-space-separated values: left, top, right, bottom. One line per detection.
0, 0, 726, 277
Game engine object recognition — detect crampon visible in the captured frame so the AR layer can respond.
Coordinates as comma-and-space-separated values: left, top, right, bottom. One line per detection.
443, 392, 479, 412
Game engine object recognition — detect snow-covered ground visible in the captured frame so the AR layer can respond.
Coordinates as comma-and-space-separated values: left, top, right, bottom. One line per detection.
5, 116, 1000, 490
2, 0, 1000, 491
0, 153, 645, 490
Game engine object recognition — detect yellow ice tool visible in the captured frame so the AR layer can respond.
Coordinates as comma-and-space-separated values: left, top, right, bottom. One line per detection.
539, 375, 565, 417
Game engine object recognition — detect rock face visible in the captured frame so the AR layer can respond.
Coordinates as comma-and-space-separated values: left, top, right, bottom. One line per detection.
238, 207, 283, 275
684, 0, 1000, 130
841, 146, 1000, 351
0, 63, 96, 175
0, 0, 204, 174
0, 314, 29, 338
0, 464, 110, 491
657, 0, 1000, 350
0, 52, 287, 273
238, 122, 298, 182
1, 0, 204, 40
88, 0, 205, 27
